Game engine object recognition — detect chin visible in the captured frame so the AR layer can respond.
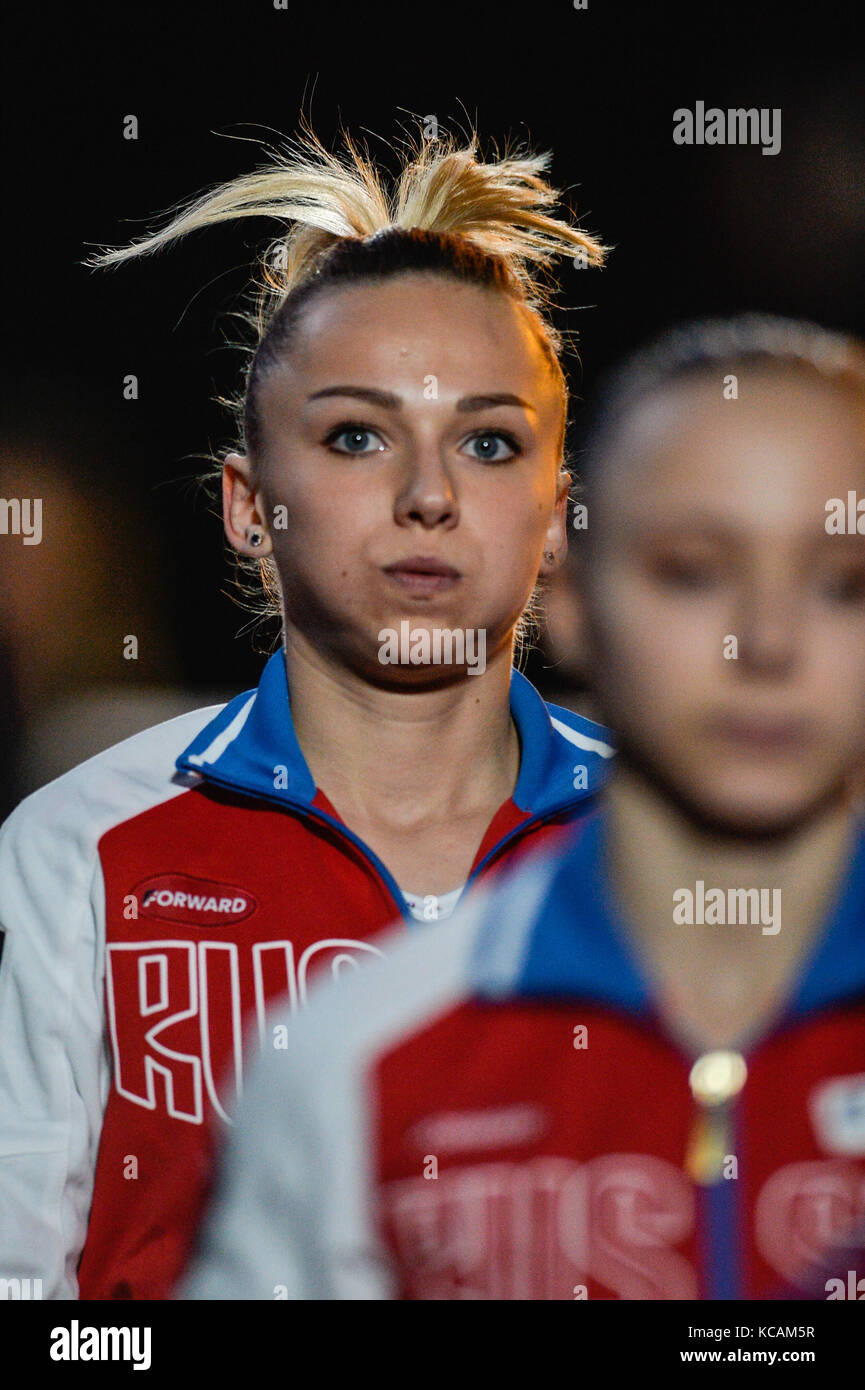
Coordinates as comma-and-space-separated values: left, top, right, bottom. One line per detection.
686, 797, 811, 840
674, 779, 842, 842
619, 734, 838, 841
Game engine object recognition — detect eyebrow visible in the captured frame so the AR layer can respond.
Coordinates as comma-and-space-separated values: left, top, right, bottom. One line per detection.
307, 385, 536, 414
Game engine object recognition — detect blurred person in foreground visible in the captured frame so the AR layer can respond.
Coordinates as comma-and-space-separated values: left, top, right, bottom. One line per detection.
182, 314, 865, 1300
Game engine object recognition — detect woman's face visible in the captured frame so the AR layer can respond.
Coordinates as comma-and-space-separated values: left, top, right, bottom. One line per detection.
579, 367, 865, 835
230, 272, 567, 685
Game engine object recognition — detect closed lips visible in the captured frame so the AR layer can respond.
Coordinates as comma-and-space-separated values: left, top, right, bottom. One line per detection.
383, 558, 461, 577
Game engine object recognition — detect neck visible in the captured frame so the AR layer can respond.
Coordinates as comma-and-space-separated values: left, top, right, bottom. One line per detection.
283, 629, 521, 832
606, 764, 856, 944
604, 764, 857, 1033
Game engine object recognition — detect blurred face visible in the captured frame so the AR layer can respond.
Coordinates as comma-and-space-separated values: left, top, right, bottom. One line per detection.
247, 272, 567, 685
581, 367, 865, 835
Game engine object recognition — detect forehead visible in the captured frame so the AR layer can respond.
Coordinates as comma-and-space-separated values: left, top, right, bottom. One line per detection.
598, 368, 865, 532
259, 273, 559, 409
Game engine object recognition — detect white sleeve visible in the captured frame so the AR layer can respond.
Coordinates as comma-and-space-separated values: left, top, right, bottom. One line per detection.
179, 1007, 395, 1302
0, 797, 109, 1300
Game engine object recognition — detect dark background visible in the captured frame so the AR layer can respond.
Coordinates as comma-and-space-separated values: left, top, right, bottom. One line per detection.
2, 0, 863, 810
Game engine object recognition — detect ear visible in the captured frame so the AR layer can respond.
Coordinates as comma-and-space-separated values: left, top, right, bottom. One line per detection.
222, 453, 273, 557
538, 468, 572, 576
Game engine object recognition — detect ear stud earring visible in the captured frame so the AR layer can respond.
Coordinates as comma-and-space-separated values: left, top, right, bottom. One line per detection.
247, 530, 263, 548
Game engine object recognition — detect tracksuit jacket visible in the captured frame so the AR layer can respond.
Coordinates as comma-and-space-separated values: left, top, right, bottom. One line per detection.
182, 810, 865, 1301
0, 649, 614, 1298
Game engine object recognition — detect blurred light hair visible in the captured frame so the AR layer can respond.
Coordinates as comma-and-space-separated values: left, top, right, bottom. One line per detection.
573, 312, 865, 533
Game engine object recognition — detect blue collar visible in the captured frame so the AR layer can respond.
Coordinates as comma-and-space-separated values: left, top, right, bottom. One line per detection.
504, 811, 865, 1019
175, 649, 615, 818
787, 825, 865, 1017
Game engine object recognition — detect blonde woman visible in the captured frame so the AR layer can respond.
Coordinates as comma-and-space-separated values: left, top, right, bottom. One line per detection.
0, 121, 612, 1299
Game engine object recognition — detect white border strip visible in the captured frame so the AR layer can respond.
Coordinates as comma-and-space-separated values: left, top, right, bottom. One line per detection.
186, 694, 257, 768
550, 715, 615, 759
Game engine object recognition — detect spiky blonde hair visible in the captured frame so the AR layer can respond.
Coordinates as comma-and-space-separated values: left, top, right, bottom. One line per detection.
88, 116, 608, 655
89, 116, 605, 326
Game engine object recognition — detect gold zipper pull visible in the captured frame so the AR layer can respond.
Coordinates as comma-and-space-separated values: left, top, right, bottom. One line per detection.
685, 1050, 747, 1186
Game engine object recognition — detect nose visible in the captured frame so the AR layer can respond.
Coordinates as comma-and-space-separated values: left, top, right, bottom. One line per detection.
734, 580, 799, 676
393, 446, 459, 530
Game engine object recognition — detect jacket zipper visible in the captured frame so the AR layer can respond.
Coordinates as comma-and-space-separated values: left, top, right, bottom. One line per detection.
685, 1049, 748, 1299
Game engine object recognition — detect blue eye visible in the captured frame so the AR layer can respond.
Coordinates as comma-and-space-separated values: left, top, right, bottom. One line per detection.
323, 423, 521, 461
465, 431, 520, 463
325, 424, 386, 455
